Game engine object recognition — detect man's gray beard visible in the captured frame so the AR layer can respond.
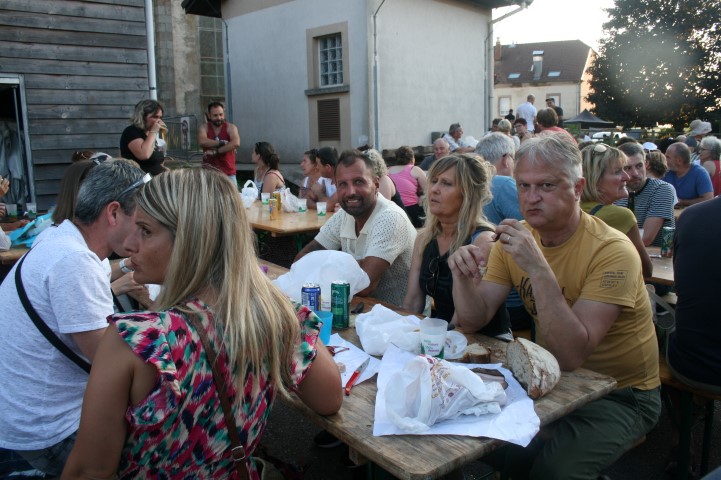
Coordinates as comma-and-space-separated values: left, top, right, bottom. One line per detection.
212, 120, 224, 127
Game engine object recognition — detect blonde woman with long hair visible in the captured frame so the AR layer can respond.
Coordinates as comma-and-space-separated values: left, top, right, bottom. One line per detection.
580, 144, 653, 278
62, 168, 342, 479
402, 154, 511, 338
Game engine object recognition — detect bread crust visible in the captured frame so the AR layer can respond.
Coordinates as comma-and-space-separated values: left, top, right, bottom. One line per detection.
457, 343, 492, 364
506, 337, 561, 399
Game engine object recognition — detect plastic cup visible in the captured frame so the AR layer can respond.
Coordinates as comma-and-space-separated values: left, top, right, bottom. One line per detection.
317, 202, 327, 216
420, 317, 447, 358
26, 202, 37, 219
298, 198, 308, 213
261, 192, 271, 204
5, 203, 17, 221
314, 310, 333, 345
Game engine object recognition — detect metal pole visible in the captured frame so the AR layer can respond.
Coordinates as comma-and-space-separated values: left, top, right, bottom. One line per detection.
145, 0, 158, 100
372, 0, 387, 150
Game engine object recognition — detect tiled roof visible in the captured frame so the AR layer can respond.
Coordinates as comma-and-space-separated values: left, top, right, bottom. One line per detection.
494, 40, 593, 85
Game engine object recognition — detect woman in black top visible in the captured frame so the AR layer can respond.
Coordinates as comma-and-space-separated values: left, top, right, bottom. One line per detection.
119, 99, 167, 176
402, 154, 511, 339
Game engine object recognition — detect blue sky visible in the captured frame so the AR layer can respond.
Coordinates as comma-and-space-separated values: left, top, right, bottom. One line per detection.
492, 0, 615, 51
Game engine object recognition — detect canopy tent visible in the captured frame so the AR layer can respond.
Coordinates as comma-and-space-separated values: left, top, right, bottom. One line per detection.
564, 109, 615, 129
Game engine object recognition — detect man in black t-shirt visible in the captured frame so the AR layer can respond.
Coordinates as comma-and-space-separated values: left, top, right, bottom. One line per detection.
545, 98, 564, 128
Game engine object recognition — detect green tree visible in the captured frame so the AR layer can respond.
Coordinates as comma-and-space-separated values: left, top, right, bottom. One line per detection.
587, 0, 721, 130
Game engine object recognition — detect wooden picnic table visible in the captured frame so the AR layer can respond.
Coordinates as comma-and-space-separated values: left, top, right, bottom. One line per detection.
646, 246, 674, 286
259, 260, 618, 480
246, 199, 332, 237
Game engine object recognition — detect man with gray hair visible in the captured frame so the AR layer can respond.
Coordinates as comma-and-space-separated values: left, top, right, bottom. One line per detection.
450, 134, 660, 478
663, 141, 713, 206
475, 132, 521, 224
420, 137, 450, 171
699, 135, 721, 196
442, 123, 474, 153
0, 159, 146, 476
615, 141, 676, 246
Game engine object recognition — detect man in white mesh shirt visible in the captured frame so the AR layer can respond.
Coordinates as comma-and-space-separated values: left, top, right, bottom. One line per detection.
294, 149, 416, 307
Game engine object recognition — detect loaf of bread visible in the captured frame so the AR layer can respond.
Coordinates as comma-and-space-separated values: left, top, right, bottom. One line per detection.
457, 343, 491, 364
506, 337, 560, 399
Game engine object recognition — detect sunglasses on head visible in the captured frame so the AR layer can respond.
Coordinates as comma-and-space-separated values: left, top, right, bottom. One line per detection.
115, 173, 151, 201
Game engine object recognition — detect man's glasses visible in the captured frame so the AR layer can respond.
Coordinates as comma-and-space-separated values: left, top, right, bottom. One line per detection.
115, 173, 151, 201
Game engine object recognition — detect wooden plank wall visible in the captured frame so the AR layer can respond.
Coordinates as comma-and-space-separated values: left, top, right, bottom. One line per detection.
0, 0, 151, 209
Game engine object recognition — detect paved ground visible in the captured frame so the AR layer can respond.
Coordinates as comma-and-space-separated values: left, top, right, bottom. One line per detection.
2, 399, 719, 479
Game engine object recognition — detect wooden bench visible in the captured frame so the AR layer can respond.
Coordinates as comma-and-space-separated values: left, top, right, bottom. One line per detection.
659, 355, 721, 479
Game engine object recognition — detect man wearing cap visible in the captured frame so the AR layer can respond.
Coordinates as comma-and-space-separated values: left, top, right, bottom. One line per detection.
686, 119, 712, 164
641, 141, 658, 152
663, 141, 713, 207
616, 142, 676, 247
0, 160, 146, 476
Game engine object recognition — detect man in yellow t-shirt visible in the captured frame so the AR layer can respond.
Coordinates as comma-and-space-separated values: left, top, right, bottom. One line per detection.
449, 133, 660, 479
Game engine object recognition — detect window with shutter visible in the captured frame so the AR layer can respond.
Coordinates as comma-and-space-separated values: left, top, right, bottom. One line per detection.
317, 99, 340, 141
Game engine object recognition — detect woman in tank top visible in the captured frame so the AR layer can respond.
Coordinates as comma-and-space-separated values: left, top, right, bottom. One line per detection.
252, 141, 285, 196
402, 153, 511, 339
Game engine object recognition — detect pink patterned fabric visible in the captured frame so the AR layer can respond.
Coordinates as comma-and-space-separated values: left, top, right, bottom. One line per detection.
111, 299, 320, 479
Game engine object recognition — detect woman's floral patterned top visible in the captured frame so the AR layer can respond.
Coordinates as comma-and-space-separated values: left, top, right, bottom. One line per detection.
110, 299, 320, 479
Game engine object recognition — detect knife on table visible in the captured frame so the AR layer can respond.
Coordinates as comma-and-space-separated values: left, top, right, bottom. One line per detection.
344, 357, 370, 396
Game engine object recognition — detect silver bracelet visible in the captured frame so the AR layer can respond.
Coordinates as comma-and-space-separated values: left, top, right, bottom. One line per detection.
119, 258, 134, 274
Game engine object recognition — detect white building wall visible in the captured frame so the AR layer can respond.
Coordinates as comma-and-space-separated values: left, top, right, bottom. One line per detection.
374, 0, 489, 148
223, 0, 369, 165
494, 84, 583, 121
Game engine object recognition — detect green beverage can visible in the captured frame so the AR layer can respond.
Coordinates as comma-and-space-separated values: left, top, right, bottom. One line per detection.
661, 226, 675, 258
331, 280, 350, 329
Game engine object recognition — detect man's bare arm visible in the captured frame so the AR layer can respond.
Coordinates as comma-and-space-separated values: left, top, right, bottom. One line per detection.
448, 244, 510, 332
197, 124, 217, 149
71, 328, 108, 363
294, 239, 326, 263
641, 217, 665, 246
356, 256, 391, 296
219, 123, 240, 153
678, 192, 713, 207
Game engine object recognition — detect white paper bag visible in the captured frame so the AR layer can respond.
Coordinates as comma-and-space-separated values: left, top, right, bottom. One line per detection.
273, 251, 370, 305
385, 355, 507, 433
280, 187, 299, 213
355, 304, 421, 356
241, 179, 259, 200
